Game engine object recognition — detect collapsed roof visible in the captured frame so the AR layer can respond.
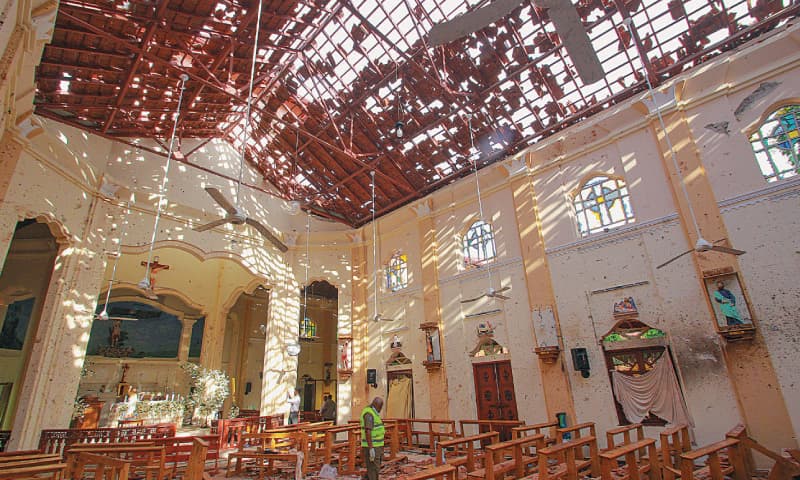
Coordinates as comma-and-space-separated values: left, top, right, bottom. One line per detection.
35, 0, 799, 226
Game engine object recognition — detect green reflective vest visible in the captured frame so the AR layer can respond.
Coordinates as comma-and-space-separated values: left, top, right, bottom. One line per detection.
360, 406, 385, 447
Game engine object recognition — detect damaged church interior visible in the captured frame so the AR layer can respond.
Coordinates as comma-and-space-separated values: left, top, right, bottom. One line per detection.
0, 0, 798, 478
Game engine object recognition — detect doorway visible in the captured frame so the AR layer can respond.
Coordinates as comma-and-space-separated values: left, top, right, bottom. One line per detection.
386, 370, 413, 418
0, 219, 59, 430
473, 361, 518, 440
296, 281, 338, 417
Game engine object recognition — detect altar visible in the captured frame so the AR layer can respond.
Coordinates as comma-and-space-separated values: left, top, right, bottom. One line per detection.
106, 396, 185, 427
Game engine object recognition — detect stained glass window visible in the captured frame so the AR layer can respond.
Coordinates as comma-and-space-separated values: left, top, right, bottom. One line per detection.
299, 314, 316, 338
386, 252, 408, 292
463, 220, 496, 267
574, 176, 635, 236
749, 104, 800, 182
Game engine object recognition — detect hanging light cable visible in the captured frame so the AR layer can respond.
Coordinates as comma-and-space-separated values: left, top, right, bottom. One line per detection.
468, 114, 494, 291
301, 210, 310, 336
139, 74, 190, 291
235, 0, 265, 208
97, 201, 131, 321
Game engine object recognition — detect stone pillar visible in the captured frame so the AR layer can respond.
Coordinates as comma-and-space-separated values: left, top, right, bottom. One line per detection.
260, 265, 299, 417
200, 262, 227, 371
177, 315, 196, 362
0, 132, 25, 266
508, 157, 577, 423
8, 198, 112, 449
350, 242, 369, 413
647, 95, 796, 451
414, 200, 450, 418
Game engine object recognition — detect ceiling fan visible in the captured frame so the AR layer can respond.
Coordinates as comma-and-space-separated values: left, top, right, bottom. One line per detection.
609, 17, 747, 269
370, 170, 396, 322
192, 0, 288, 254
460, 114, 513, 304
656, 238, 745, 269
428, 0, 604, 84
194, 187, 287, 253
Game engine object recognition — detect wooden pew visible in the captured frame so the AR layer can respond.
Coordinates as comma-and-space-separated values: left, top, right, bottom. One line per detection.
555, 422, 595, 443
226, 431, 309, 479
523, 435, 600, 480
405, 464, 458, 480
435, 431, 499, 473
405, 419, 458, 452
183, 439, 208, 480
64, 445, 165, 480
0, 457, 65, 470
383, 418, 413, 449
599, 438, 660, 480
660, 425, 691, 480
38, 424, 175, 456
0, 462, 68, 480
679, 438, 747, 480
726, 423, 800, 479
322, 424, 360, 475
512, 421, 558, 446
467, 433, 545, 480
459, 420, 524, 442
153, 436, 219, 476
69, 452, 130, 480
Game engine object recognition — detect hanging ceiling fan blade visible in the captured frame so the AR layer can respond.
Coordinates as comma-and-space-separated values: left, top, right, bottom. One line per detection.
537, 0, 604, 84
204, 187, 238, 215
374, 314, 396, 322
494, 286, 511, 293
491, 293, 511, 300
429, 0, 524, 46
107, 316, 138, 322
193, 217, 231, 232
245, 218, 289, 252
461, 294, 488, 304
709, 245, 747, 256
656, 249, 694, 269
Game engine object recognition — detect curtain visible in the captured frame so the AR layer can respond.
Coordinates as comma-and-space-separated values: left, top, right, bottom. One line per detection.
386, 376, 412, 418
611, 353, 692, 428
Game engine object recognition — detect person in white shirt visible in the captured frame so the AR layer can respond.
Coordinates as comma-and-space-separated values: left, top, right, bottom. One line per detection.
287, 388, 301, 425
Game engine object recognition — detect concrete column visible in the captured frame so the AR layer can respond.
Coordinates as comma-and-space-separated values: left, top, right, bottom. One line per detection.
509, 160, 577, 423
9, 198, 112, 449
414, 200, 450, 418
649, 98, 796, 451
0, 132, 25, 266
177, 315, 196, 362
261, 266, 299, 416
350, 243, 369, 413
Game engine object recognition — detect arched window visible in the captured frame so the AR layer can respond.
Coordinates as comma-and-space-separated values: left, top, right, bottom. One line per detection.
463, 220, 496, 267
749, 104, 799, 182
573, 175, 635, 236
386, 252, 408, 292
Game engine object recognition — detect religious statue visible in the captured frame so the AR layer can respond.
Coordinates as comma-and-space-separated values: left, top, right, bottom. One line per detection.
339, 340, 351, 371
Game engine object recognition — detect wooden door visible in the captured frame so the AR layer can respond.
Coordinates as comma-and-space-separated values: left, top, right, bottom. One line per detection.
473, 361, 518, 440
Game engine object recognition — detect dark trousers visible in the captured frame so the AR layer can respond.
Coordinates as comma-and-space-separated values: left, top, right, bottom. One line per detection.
361, 446, 383, 480
288, 411, 298, 424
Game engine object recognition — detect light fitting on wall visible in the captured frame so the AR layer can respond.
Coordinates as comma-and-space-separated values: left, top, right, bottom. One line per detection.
139, 73, 190, 295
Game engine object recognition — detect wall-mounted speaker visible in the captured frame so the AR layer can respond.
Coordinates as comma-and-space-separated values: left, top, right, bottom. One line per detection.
571, 347, 590, 378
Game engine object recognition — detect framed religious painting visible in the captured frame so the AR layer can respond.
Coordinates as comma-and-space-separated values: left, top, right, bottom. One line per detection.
703, 272, 756, 341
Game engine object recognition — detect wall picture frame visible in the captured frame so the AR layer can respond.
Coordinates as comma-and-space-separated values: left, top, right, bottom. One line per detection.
703, 273, 754, 330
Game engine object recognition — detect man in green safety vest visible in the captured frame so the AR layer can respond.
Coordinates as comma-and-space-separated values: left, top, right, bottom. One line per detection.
360, 396, 385, 480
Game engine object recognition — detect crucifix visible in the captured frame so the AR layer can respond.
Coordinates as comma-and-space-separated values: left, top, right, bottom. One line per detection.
140, 256, 170, 289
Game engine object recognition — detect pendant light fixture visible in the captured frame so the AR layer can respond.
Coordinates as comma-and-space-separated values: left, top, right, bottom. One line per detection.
138, 73, 190, 294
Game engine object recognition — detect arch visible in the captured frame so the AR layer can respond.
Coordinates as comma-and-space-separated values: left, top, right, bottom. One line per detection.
14, 211, 72, 248
571, 173, 635, 236
120, 239, 278, 280
746, 102, 800, 182
469, 336, 509, 357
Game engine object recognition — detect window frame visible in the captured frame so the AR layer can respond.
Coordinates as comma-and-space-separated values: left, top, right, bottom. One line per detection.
572, 174, 635, 237
385, 252, 408, 292
748, 103, 800, 182
462, 220, 497, 267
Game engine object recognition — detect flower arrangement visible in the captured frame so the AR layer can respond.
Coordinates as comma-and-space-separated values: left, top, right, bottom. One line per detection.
181, 362, 230, 426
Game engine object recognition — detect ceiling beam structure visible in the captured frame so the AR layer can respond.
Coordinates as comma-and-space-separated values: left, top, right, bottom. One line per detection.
34, 0, 800, 226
